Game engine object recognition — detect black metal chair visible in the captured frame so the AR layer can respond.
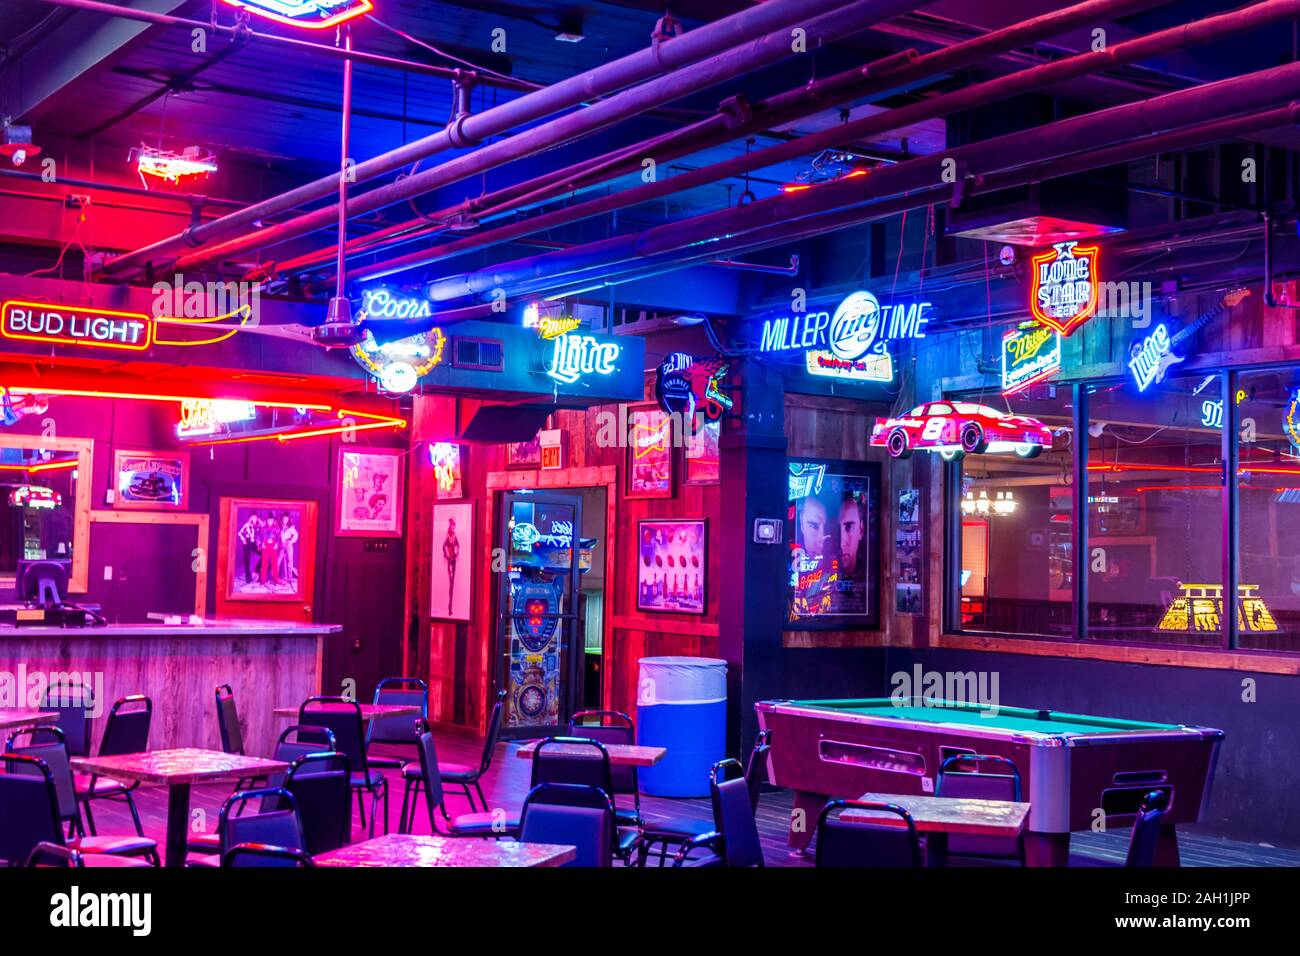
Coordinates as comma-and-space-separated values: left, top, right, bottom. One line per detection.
672, 758, 764, 868
222, 843, 316, 867
935, 754, 1025, 865
42, 680, 93, 757
426, 689, 506, 812
568, 710, 641, 826
216, 788, 308, 865
215, 684, 268, 795
300, 696, 388, 836
399, 719, 518, 837
284, 752, 353, 855
366, 677, 428, 770
1125, 790, 1170, 867
76, 694, 152, 837
517, 783, 615, 868
815, 800, 923, 868
6, 726, 86, 838
643, 729, 770, 866
0, 753, 158, 867
529, 735, 642, 864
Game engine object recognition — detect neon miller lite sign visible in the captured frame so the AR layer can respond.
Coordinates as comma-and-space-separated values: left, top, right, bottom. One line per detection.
546, 333, 621, 385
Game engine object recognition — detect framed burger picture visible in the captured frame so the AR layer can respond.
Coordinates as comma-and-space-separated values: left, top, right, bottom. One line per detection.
336, 447, 404, 537
112, 449, 189, 509
625, 405, 674, 499
636, 519, 706, 614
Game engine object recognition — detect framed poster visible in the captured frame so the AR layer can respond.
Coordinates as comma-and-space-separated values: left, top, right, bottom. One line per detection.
626, 405, 674, 498
112, 449, 189, 509
431, 501, 473, 621
684, 418, 721, 485
223, 497, 315, 602
786, 457, 881, 630
506, 436, 542, 468
637, 519, 706, 614
336, 447, 404, 537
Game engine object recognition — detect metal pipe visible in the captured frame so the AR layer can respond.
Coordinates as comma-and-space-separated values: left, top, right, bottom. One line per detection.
165, 0, 924, 275
99, 0, 888, 277
592, 108, 1300, 305
33, 0, 531, 87
335, 27, 354, 303
305, 0, 1176, 283
415, 0, 1300, 295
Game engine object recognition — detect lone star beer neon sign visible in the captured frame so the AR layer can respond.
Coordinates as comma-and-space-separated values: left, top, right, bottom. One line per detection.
219, 0, 373, 30
1030, 241, 1101, 335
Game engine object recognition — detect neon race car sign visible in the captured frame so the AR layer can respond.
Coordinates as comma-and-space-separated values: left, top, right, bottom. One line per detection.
757, 290, 931, 383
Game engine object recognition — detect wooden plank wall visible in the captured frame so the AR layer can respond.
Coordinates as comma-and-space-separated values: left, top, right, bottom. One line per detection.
405, 378, 723, 734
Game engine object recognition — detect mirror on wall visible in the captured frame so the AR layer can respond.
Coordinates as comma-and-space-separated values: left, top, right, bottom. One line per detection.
0, 437, 90, 593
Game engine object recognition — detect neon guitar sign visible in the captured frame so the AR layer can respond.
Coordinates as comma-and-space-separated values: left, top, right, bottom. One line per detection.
1128, 289, 1249, 392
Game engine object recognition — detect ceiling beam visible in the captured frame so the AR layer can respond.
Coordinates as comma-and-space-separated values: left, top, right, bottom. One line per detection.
0, 0, 188, 122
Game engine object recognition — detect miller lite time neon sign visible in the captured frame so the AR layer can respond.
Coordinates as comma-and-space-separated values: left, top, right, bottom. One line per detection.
1030, 241, 1101, 335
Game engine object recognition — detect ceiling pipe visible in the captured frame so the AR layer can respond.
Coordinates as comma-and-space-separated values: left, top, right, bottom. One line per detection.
384, 0, 1300, 291
32, 0, 523, 87
295, 0, 1176, 284
504, 108, 1300, 308
425, 55, 1300, 304
525, 106, 1300, 307
98, 0, 892, 278
163, 0, 926, 276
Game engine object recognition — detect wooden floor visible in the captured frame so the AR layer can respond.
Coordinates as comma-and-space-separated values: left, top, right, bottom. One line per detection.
78, 733, 1300, 867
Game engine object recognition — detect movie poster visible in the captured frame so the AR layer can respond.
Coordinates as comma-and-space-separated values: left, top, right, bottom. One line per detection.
786, 458, 880, 630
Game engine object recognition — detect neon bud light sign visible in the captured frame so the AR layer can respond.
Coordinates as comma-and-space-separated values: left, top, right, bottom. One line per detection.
1030, 241, 1100, 335
219, 0, 373, 30
547, 333, 620, 385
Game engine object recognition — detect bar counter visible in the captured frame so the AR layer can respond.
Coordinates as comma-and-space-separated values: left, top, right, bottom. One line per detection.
0, 619, 339, 754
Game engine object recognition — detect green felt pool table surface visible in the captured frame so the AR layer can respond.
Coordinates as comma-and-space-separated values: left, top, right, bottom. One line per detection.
786, 698, 1183, 736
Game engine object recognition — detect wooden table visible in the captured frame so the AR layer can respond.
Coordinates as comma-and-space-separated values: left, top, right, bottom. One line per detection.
72, 748, 288, 868
273, 703, 422, 720
0, 709, 57, 732
843, 792, 1031, 867
515, 741, 666, 767
314, 833, 575, 868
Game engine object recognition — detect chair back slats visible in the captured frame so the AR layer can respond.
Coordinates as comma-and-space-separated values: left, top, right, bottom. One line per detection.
568, 711, 636, 795
42, 682, 92, 757
299, 698, 367, 776
710, 760, 764, 867
215, 685, 245, 755
530, 737, 613, 796
367, 678, 428, 746
517, 783, 613, 868
815, 800, 923, 868
936, 754, 1022, 860
5, 728, 77, 821
220, 788, 305, 858
285, 753, 352, 855
0, 755, 64, 865
1125, 791, 1170, 867
99, 696, 152, 756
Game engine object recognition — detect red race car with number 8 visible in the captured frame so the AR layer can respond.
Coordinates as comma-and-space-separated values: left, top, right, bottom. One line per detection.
871, 401, 1053, 460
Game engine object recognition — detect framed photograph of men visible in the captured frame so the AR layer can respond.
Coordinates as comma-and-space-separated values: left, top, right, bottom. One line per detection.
223, 497, 316, 602
785, 457, 881, 630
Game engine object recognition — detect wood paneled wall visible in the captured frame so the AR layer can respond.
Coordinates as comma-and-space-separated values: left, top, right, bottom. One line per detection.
405, 380, 723, 734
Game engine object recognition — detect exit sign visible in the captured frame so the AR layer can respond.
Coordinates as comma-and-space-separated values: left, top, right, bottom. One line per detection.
540, 429, 563, 470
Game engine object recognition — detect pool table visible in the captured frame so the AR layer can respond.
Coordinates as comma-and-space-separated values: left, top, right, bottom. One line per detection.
755, 698, 1223, 866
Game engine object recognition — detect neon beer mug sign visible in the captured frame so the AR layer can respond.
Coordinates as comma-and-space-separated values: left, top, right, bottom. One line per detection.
546, 333, 620, 385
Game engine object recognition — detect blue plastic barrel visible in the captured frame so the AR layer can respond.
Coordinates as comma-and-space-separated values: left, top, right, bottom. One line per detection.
636, 656, 727, 797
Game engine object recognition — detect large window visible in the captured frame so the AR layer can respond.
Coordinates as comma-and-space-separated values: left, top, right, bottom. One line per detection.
948, 368, 1300, 654
1086, 377, 1223, 647
956, 388, 1074, 636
